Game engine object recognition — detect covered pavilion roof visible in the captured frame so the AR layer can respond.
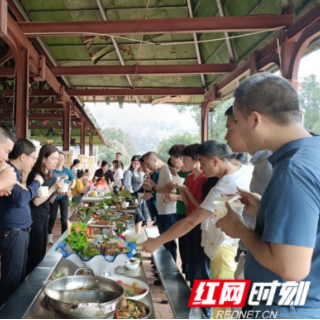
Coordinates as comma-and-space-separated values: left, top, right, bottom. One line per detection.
1, 0, 320, 146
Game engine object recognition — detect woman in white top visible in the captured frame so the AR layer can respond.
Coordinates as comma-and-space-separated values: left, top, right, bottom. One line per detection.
70, 159, 81, 176
112, 160, 124, 193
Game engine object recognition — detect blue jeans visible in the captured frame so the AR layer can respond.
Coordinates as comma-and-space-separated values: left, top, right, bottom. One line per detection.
157, 214, 177, 261
252, 304, 320, 319
146, 199, 158, 222
133, 192, 148, 223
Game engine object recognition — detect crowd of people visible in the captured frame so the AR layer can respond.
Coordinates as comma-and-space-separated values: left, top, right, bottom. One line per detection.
138, 73, 320, 319
0, 73, 319, 318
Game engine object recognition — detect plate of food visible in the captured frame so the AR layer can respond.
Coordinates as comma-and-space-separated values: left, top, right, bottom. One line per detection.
99, 237, 132, 257
105, 211, 123, 220
121, 213, 134, 221
108, 276, 149, 301
87, 218, 113, 227
114, 297, 150, 319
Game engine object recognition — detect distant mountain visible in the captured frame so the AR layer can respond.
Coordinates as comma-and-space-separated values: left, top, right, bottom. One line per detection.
86, 103, 198, 154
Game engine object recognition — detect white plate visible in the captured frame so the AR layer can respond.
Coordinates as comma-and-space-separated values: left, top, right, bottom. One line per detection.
87, 219, 125, 230
108, 276, 149, 300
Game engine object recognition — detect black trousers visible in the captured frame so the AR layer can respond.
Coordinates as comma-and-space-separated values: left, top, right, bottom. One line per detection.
186, 224, 212, 319
26, 210, 49, 275
0, 229, 29, 307
48, 196, 69, 235
177, 214, 188, 274
157, 214, 177, 261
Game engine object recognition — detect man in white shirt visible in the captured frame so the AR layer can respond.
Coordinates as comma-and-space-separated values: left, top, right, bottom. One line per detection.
142, 152, 177, 261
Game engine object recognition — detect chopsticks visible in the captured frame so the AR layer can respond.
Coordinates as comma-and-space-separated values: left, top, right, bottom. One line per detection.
15, 181, 28, 191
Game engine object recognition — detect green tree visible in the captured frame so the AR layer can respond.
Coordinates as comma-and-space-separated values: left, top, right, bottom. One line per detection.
156, 133, 200, 161
208, 98, 234, 142
174, 98, 233, 143
299, 74, 320, 133
95, 128, 138, 165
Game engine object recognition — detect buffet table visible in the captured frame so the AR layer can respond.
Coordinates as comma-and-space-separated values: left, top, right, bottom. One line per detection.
0, 230, 155, 319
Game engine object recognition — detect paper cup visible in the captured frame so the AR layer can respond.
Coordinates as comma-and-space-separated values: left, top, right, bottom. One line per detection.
213, 200, 244, 222
121, 201, 129, 208
38, 186, 49, 197
172, 175, 185, 185
61, 183, 69, 192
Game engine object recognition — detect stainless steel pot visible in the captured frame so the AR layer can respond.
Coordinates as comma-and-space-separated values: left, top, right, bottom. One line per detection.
43, 268, 124, 319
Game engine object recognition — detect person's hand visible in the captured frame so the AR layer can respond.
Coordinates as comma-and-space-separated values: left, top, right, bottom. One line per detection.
55, 178, 65, 189
216, 202, 248, 238
237, 187, 261, 217
142, 182, 153, 191
34, 174, 44, 186
142, 193, 153, 201
0, 188, 12, 197
144, 178, 156, 187
50, 195, 57, 204
0, 163, 17, 190
174, 183, 187, 191
137, 238, 159, 254
163, 194, 177, 203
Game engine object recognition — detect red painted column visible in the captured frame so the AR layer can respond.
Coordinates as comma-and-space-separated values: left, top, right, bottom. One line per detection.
280, 42, 301, 92
250, 51, 258, 75
15, 48, 29, 138
80, 120, 86, 155
63, 102, 70, 151
201, 102, 209, 142
88, 131, 93, 156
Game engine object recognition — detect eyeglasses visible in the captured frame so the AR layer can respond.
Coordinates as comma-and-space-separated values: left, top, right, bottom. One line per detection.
27, 154, 37, 162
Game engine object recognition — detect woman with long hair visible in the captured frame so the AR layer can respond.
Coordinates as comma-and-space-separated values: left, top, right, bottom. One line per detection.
26, 145, 64, 274
72, 170, 90, 202
70, 159, 81, 176
123, 155, 147, 232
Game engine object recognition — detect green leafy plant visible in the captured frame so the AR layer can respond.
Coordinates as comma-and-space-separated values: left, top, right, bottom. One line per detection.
77, 205, 95, 223
64, 223, 89, 254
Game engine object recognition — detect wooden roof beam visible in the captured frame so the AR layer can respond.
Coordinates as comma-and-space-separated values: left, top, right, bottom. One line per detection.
3, 88, 205, 97
17, 15, 293, 37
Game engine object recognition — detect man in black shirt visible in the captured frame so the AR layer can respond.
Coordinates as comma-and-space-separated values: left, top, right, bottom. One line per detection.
0, 139, 43, 306
93, 160, 114, 186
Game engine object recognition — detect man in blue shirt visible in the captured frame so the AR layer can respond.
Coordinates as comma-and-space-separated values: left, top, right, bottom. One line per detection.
217, 73, 320, 318
0, 139, 43, 307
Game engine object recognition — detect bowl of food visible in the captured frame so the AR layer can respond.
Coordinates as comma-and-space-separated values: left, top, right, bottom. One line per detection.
121, 202, 130, 209
124, 232, 145, 244
114, 297, 150, 319
89, 191, 98, 198
108, 276, 149, 301
125, 258, 141, 270
43, 274, 124, 319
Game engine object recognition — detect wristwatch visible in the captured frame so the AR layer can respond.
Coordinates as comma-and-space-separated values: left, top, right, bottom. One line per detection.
151, 186, 157, 194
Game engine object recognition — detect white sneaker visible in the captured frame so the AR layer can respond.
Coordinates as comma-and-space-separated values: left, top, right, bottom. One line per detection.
47, 234, 54, 244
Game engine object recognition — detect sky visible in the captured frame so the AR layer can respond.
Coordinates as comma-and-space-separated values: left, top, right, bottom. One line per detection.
86, 102, 199, 133
298, 49, 320, 81
86, 48, 320, 143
